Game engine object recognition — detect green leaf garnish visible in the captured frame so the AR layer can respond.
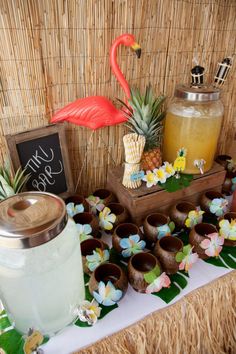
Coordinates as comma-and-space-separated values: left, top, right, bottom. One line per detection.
175, 252, 184, 262
159, 174, 193, 193
183, 244, 191, 255
168, 221, 175, 233
144, 265, 161, 284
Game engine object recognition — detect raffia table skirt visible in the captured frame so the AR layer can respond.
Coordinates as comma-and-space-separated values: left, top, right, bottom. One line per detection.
76, 271, 236, 354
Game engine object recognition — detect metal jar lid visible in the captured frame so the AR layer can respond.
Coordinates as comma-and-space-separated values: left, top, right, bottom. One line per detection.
0, 192, 68, 249
174, 84, 221, 101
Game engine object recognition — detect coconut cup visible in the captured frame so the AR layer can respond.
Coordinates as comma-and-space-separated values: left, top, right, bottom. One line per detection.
222, 171, 236, 195
218, 212, 236, 247
143, 213, 170, 245
80, 238, 109, 274
215, 154, 232, 170
65, 194, 89, 212
73, 212, 99, 237
154, 236, 183, 274
93, 188, 116, 206
128, 252, 161, 293
200, 190, 225, 214
189, 223, 218, 259
112, 223, 144, 257
89, 262, 128, 301
106, 202, 129, 232
169, 201, 196, 229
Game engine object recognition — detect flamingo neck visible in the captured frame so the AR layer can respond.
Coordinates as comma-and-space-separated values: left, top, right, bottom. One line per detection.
110, 38, 131, 100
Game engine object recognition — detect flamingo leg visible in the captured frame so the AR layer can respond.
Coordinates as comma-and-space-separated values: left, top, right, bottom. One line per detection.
74, 130, 95, 192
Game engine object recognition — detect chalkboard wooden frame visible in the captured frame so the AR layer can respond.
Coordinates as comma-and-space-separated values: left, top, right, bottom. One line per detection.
6, 124, 74, 198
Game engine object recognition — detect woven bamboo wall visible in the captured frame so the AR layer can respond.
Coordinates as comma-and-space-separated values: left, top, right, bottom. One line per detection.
0, 0, 235, 195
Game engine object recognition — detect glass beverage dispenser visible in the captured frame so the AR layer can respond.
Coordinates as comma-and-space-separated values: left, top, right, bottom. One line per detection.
0, 192, 85, 335
163, 85, 224, 174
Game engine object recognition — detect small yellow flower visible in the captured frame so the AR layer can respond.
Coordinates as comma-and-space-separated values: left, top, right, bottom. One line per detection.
185, 209, 204, 229
163, 162, 175, 177
154, 167, 167, 184
219, 219, 236, 241
142, 171, 158, 188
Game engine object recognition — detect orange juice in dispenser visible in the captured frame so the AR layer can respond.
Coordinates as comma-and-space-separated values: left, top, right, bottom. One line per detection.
163, 58, 234, 175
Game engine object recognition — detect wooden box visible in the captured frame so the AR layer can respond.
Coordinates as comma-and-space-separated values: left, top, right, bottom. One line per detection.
106, 163, 226, 225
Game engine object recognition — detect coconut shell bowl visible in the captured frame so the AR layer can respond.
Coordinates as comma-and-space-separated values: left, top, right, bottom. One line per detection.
73, 212, 99, 237
143, 213, 171, 246
80, 238, 109, 274
89, 262, 128, 302
200, 190, 228, 216
169, 201, 196, 229
106, 202, 129, 232
128, 252, 161, 293
189, 223, 218, 259
65, 194, 89, 215
93, 188, 116, 206
112, 223, 145, 258
218, 212, 236, 247
154, 236, 183, 274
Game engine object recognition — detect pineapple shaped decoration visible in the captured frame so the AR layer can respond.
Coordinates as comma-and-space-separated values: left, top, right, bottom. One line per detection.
173, 148, 187, 172
121, 85, 166, 171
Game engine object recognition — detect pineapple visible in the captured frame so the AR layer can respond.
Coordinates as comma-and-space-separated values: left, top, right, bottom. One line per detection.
0, 162, 30, 200
120, 85, 165, 171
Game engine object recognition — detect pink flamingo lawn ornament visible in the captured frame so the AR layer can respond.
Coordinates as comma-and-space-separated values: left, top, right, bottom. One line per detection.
50, 34, 141, 130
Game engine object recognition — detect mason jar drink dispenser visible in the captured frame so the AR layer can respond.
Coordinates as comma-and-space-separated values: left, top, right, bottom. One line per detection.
163, 85, 224, 174
0, 192, 85, 334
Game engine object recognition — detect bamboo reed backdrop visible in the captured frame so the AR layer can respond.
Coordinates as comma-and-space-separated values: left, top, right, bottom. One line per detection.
0, 0, 235, 195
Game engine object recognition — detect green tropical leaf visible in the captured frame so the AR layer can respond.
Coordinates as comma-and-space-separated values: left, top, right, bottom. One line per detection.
144, 265, 161, 284
175, 252, 184, 262
169, 221, 175, 233
84, 273, 90, 285
183, 244, 192, 255
204, 244, 236, 269
159, 174, 193, 193
153, 283, 180, 303
0, 311, 49, 354
0, 330, 24, 354
204, 257, 226, 268
153, 271, 188, 303
99, 303, 118, 319
171, 272, 188, 289
177, 231, 189, 245
74, 319, 91, 327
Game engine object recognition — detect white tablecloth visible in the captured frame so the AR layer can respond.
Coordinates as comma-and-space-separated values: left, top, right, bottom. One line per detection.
42, 259, 232, 354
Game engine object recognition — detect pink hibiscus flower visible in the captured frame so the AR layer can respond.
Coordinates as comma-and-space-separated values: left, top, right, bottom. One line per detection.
200, 232, 224, 257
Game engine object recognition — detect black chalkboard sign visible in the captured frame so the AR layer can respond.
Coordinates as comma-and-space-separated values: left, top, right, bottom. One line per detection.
6, 125, 74, 198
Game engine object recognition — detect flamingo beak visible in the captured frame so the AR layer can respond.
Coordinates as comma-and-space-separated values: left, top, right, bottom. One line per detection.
131, 42, 141, 58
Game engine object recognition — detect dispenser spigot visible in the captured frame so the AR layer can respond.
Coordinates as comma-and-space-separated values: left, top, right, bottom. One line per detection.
194, 159, 206, 174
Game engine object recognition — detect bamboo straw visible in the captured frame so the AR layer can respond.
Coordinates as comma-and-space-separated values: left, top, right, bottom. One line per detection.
122, 133, 145, 189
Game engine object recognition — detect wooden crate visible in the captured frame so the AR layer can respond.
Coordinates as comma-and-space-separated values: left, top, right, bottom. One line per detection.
106, 163, 226, 225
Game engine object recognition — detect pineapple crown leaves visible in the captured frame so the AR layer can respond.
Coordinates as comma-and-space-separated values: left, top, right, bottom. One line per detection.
0, 162, 30, 200
177, 148, 187, 157
118, 85, 166, 151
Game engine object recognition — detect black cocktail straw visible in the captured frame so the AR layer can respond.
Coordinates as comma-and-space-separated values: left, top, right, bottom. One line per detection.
214, 57, 232, 86
191, 65, 205, 86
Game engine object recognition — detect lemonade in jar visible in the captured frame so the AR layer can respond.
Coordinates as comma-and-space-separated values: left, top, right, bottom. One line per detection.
163, 85, 224, 174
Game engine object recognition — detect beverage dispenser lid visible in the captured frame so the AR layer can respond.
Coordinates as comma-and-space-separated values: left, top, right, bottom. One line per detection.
174, 84, 221, 101
0, 192, 67, 249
